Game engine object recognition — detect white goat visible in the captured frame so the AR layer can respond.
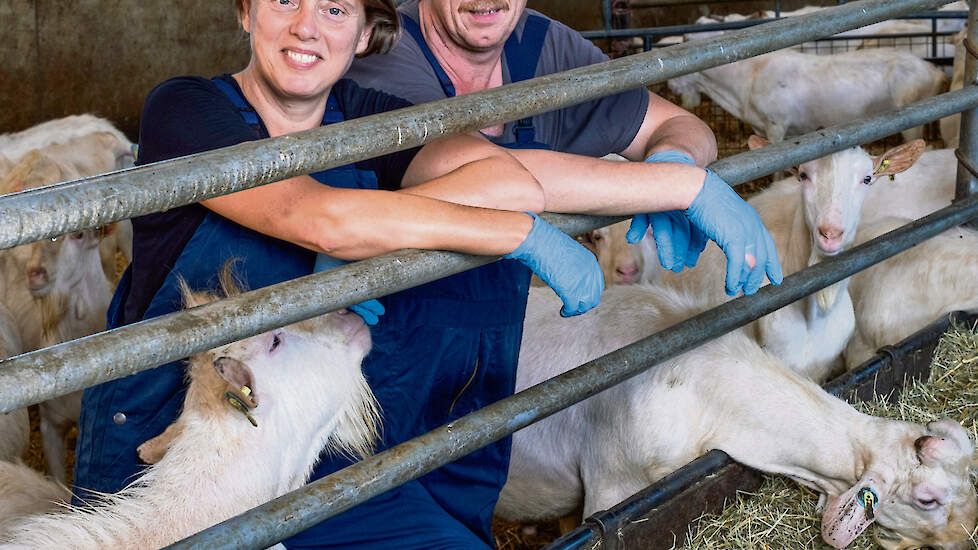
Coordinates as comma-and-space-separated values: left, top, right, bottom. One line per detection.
499, 285, 978, 550
667, 49, 945, 143
0, 276, 378, 550
579, 221, 659, 286
845, 217, 978, 367
1, 146, 134, 279
0, 115, 132, 170
0, 303, 28, 464
661, 138, 924, 382
24, 226, 112, 483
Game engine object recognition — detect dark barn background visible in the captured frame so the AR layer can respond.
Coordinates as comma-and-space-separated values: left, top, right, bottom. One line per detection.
0, 1, 841, 140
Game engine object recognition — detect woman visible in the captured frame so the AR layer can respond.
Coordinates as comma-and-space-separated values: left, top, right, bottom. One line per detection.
74, 0, 781, 548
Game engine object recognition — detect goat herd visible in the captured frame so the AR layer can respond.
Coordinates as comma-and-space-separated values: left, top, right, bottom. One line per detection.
0, 9, 977, 548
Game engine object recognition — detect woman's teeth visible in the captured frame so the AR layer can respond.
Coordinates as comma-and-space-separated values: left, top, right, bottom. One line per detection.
286, 51, 318, 64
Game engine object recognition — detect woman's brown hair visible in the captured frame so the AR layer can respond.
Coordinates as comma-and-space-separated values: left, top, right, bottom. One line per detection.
234, 0, 400, 57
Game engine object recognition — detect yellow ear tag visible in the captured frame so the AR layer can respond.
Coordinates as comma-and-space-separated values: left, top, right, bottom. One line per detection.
224, 391, 258, 428
241, 386, 252, 397
874, 159, 891, 175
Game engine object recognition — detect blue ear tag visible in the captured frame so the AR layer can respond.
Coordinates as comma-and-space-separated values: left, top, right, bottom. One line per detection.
857, 487, 879, 520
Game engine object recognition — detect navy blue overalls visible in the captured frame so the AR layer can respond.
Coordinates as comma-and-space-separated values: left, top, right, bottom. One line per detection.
284, 14, 555, 550
73, 76, 380, 499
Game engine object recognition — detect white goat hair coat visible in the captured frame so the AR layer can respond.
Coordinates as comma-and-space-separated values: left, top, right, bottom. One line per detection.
0, 115, 132, 169
845, 217, 978, 367
500, 285, 977, 550
666, 48, 945, 143
0, 461, 69, 537
0, 294, 378, 550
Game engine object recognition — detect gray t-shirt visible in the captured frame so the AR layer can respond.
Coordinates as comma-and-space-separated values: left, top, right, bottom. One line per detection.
346, 1, 650, 156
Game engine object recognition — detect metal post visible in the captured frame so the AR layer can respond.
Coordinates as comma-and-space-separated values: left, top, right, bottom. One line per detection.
955, 0, 978, 230
603, 0, 612, 31
2, 87, 976, 416
165, 195, 978, 550
0, 0, 955, 252
775, 0, 781, 18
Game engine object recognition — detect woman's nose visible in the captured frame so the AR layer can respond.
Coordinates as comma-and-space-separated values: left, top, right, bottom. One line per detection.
290, 5, 320, 40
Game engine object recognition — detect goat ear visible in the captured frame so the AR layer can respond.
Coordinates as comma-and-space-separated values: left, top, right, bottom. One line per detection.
214, 356, 258, 407
99, 223, 118, 238
747, 135, 770, 150
136, 422, 184, 465
873, 139, 925, 177
925, 418, 974, 456
916, 435, 965, 467
821, 473, 886, 548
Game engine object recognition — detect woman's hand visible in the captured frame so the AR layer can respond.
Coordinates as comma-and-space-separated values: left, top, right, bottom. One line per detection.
626, 150, 709, 272
505, 213, 604, 317
684, 170, 783, 296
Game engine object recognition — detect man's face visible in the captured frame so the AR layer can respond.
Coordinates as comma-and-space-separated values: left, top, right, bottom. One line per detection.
425, 0, 528, 52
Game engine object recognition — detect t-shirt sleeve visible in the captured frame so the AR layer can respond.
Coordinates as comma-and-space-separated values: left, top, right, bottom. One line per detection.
335, 79, 422, 191
539, 19, 650, 156
136, 76, 260, 166
346, 31, 448, 106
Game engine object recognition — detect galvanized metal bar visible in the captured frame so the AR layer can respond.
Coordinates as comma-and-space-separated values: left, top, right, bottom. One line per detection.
1, 87, 976, 415
545, 451, 737, 550
0, 0, 954, 250
165, 195, 978, 550
955, 2, 978, 226
580, 10, 966, 40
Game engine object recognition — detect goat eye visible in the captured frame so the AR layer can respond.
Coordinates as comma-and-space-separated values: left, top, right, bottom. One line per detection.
916, 498, 941, 510
69, 232, 85, 240
798, 172, 808, 181
269, 333, 282, 352
862, 175, 873, 185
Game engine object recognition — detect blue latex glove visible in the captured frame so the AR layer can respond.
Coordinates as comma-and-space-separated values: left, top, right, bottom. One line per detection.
505, 213, 604, 317
313, 253, 385, 326
684, 169, 783, 296
626, 150, 708, 272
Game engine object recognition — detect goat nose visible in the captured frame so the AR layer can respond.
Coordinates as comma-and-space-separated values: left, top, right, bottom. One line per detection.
27, 266, 46, 281
617, 264, 639, 284
818, 225, 843, 240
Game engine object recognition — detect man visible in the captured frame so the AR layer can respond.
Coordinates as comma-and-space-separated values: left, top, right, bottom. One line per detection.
284, 2, 776, 549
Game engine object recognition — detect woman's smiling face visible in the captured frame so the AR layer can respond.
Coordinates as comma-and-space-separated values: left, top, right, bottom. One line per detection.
241, 0, 371, 101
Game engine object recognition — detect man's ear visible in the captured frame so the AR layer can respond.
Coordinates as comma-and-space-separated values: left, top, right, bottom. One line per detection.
355, 24, 374, 56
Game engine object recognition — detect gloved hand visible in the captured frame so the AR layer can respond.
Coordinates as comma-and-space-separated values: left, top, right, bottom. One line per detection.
505, 213, 604, 317
626, 150, 708, 272
313, 253, 385, 326
684, 169, 783, 296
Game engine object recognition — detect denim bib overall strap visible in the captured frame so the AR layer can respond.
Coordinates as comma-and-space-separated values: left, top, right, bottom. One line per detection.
286, 16, 555, 550
73, 76, 378, 502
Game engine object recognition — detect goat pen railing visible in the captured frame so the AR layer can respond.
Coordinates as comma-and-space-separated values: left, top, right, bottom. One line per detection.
0, 1, 974, 548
